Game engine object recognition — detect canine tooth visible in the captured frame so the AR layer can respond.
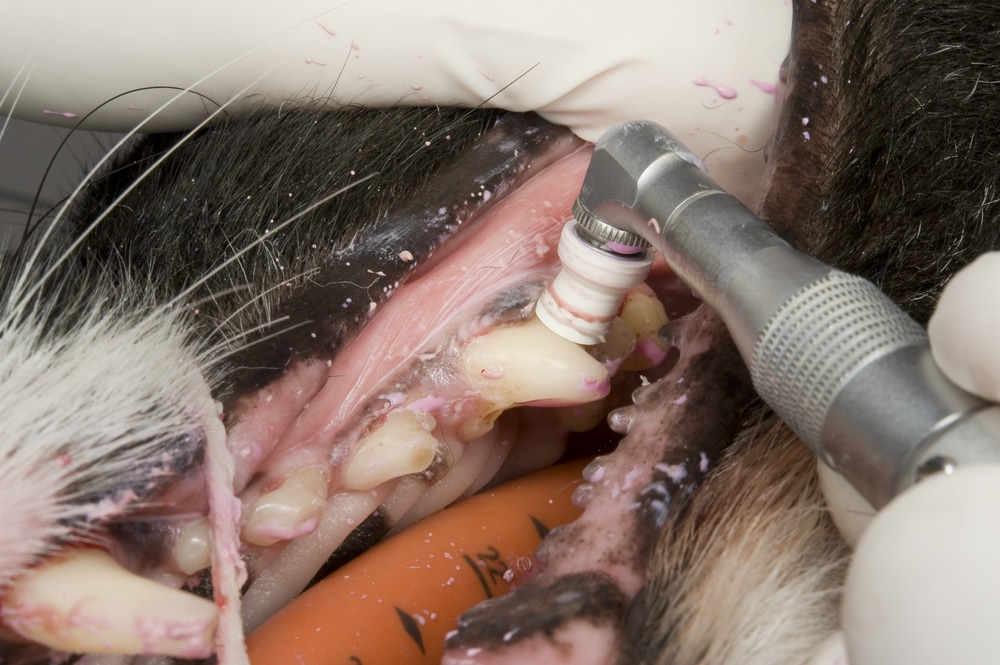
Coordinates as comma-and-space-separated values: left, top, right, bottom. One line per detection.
244, 466, 331, 547
2, 548, 217, 658
461, 317, 610, 410
343, 411, 439, 490
619, 288, 671, 371
174, 517, 212, 575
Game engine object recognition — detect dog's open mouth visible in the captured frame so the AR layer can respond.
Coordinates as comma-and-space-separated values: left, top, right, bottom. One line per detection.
0, 110, 709, 664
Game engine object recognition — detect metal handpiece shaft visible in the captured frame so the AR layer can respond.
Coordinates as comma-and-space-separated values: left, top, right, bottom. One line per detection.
576, 120, 1000, 508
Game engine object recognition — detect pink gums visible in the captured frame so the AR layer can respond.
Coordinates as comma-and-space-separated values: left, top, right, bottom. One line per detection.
226, 142, 591, 490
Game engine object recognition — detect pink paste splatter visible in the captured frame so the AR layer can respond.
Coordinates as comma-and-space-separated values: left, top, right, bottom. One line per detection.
749, 78, 778, 95
317, 21, 336, 36
607, 241, 646, 255
406, 395, 447, 412
42, 110, 78, 119
580, 376, 611, 399
383, 392, 406, 407
635, 338, 669, 365
693, 78, 738, 99
655, 462, 688, 483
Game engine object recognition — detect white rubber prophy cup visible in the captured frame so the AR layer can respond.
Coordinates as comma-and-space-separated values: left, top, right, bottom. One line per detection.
535, 221, 654, 346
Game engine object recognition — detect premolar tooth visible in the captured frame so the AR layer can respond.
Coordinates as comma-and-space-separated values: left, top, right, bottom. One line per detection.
461, 317, 610, 409
243, 466, 331, 547
2, 548, 217, 658
619, 288, 671, 371
174, 517, 212, 575
343, 411, 439, 491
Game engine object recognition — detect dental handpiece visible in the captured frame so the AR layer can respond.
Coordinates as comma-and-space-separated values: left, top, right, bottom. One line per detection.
536, 119, 1000, 509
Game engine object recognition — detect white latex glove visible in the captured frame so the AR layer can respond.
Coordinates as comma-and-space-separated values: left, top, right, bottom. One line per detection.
0, 0, 791, 204
834, 255, 1000, 665
928, 252, 1000, 402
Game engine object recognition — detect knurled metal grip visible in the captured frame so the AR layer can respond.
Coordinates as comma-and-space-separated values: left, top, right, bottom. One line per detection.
572, 199, 650, 251
751, 271, 927, 452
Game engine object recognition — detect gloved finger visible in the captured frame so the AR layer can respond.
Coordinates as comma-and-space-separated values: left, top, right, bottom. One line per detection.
927, 251, 1000, 402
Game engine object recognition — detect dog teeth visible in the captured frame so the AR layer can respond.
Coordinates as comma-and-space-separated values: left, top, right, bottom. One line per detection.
462, 317, 610, 411
174, 517, 212, 575
1, 548, 217, 658
343, 410, 440, 490
243, 466, 331, 547
618, 288, 671, 371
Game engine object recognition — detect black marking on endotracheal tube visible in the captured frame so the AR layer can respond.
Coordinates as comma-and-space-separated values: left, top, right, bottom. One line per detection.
463, 553, 494, 599
529, 515, 550, 540
394, 606, 426, 654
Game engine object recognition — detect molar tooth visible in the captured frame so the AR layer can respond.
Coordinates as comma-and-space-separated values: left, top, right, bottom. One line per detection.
343, 411, 439, 491
174, 517, 212, 575
461, 317, 610, 410
2, 548, 217, 658
243, 466, 331, 547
